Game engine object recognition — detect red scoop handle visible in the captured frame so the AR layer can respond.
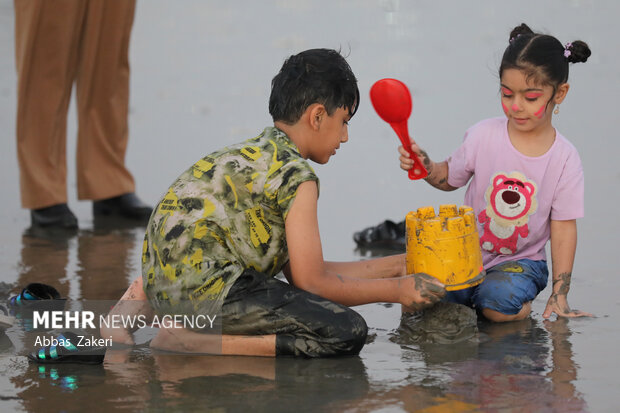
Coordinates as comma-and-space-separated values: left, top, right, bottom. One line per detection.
391, 121, 428, 180
369, 78, 428, 180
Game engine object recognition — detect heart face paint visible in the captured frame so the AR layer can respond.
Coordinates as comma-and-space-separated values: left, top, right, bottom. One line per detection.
501, 101, 509, 115
501, 87, 512, 115
528, 92, 546, 119
533, 104, 546, 118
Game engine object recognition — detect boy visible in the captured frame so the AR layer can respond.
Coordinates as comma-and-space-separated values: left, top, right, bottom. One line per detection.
103, 49, 445, 358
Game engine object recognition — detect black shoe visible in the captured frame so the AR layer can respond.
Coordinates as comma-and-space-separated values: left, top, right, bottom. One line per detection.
93, 193, 152, 221
30, 204, 78, 229
28, 331, 106, 364
353, 219, 406, 249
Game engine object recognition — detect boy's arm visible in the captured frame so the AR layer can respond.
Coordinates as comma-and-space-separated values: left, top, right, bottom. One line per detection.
284, 181, 445, 309
398, 144, 457, 191
324, 255, 406, 280
543, 219, 593, 318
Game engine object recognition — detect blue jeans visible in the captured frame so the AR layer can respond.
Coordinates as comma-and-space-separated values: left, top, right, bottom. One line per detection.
444, 259, 549, 315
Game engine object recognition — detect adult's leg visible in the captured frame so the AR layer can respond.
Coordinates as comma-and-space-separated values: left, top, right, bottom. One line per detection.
75, 0, 136, 201
14, 0, 85, 208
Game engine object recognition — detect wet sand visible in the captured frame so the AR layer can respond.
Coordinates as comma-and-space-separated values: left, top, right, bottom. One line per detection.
1, 0, 620, 411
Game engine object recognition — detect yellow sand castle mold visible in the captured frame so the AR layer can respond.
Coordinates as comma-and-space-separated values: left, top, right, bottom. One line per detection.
406, 204, 485, 291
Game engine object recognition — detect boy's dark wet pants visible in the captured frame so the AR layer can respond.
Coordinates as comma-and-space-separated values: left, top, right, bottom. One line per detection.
220, 269, 368, 358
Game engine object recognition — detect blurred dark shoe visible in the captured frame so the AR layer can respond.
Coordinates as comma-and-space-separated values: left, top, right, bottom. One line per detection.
30, 204, 78, 229
353, 219, 405, 249
93, 193, 152, 221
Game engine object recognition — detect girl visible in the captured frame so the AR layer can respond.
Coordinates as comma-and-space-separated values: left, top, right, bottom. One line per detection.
399, 23, 593, 322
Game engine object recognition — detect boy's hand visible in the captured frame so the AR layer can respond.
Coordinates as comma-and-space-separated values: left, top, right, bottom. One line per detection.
399, 273, 446, 311
543, 293, 593, 318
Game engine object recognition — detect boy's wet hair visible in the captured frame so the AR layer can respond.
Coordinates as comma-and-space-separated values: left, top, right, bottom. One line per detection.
499, 23, 591, 92
269, 48, 360, 124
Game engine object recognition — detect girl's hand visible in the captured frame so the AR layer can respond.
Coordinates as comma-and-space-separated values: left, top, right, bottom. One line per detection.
399, 144, 455, 191
399, 273, 446, 311
398, 143, 431, 174
543, 293, 593, 318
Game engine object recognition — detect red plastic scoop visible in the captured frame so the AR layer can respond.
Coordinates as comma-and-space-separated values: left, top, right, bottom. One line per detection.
370, 78, 428, 180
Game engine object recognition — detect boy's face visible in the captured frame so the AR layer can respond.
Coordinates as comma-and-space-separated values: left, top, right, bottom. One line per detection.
308, 107, 351, 164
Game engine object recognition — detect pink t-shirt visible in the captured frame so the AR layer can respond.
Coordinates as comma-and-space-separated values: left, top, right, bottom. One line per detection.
447, 117, 584, 269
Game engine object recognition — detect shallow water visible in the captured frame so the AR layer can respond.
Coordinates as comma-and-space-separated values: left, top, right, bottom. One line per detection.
1, 0, 619, 411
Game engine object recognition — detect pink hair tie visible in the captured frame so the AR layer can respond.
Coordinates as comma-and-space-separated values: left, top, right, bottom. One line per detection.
564, 42, 573, 58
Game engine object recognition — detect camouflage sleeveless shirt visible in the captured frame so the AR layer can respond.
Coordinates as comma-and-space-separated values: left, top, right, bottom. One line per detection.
142, 127, 318, 316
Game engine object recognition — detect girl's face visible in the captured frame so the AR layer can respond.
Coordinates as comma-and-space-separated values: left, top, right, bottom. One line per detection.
500, 68, 567, 134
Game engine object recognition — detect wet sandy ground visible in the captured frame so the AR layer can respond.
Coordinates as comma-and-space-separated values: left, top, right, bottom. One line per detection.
1, 0, 620, 411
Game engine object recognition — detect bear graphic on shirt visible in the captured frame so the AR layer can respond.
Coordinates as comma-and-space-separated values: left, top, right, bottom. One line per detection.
478, 171, 538, 255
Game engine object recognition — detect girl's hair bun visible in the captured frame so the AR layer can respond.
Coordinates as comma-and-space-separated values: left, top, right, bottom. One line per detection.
509, 23, 534, 42
566, 40, 591, 64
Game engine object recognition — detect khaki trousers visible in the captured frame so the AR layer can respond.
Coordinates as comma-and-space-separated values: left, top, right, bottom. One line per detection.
15, 0, 136, 209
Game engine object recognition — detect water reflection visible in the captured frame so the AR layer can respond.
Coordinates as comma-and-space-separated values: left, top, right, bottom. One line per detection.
3, 224, 587, 412
382, 315, 587, 411
6, 223, 373, 412
16, 220, 143, 301
542, 318, 585, 409
3, 223, 142, 354
17, 230, 74, 300
102, 350, 370, 412
456, 318, 586, 411
166, 356, 369, 412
